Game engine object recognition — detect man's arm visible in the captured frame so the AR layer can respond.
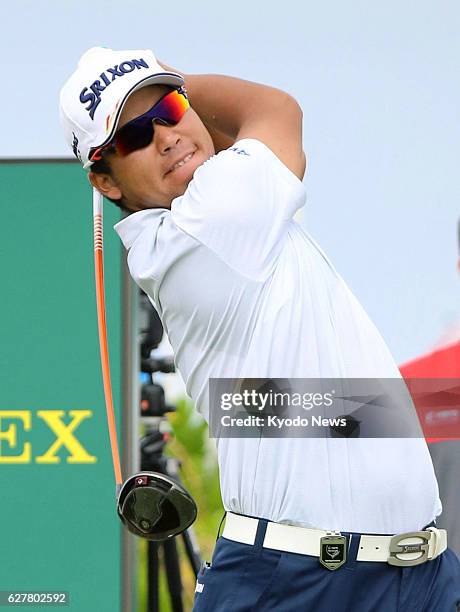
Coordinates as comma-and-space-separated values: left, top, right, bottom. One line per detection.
159, 61, 307, 180
202, 122, 235, 154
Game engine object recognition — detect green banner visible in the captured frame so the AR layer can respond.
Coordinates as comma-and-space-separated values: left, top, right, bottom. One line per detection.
0, 162, 122, 611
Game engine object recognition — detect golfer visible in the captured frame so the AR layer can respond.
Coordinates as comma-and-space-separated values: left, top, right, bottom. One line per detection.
60, 47, 460, 610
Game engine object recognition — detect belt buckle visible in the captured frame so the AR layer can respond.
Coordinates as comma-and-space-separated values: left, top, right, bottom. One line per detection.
319, 532, 347, 571
388, 530, 433, 567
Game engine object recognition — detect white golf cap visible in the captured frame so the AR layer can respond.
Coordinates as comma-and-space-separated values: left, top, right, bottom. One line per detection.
59, 47, 184, 169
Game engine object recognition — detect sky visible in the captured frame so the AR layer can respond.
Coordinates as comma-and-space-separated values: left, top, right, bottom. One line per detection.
1, 0, 459, 363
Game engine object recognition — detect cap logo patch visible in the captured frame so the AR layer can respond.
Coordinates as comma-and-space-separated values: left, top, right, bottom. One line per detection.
71, 132, 82, 162
79, 58, 149, 120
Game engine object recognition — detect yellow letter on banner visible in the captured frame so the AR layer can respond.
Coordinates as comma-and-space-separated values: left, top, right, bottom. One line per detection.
35, 410, 97, 464
0, 411, 32, 463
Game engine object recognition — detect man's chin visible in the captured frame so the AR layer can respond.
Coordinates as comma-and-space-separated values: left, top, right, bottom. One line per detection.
168, 171, 197, 199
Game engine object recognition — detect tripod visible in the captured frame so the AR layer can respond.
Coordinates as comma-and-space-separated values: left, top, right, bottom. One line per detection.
139, 291, 202, 611
140, 415, 202, 612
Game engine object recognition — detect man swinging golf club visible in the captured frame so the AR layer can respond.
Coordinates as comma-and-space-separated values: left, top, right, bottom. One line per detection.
60, 47, 460, 610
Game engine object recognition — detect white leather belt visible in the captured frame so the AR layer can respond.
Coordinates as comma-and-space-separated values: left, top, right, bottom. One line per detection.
222, 512, 447, 567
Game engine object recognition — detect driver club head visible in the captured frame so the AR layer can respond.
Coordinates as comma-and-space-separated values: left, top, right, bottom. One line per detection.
116, 472, 197, 541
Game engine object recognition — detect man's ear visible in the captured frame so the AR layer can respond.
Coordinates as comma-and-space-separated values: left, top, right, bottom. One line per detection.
88, 171, 122, 201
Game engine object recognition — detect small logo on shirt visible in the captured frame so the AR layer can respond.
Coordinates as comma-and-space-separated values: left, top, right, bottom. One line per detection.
229, 146, 250, 156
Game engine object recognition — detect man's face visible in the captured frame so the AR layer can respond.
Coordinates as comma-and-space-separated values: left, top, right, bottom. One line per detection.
98, 85, 215, 212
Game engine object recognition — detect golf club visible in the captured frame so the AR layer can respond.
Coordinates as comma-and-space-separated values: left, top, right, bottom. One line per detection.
92, 188, 197, 540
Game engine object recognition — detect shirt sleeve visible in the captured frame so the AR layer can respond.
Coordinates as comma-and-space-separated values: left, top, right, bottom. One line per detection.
170, 138, 306, 281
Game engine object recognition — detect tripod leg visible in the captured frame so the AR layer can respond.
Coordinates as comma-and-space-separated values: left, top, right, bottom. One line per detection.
163, 538, 184, 612
147, 541, 160, 612
181, 528, 202, 577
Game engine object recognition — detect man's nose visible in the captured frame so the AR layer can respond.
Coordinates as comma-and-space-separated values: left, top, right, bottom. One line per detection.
152, 121, 180, 153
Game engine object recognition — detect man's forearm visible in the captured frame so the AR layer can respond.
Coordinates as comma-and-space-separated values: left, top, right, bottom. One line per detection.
159, 61, 237, 150
159, 61, 296, 141
159, 60, 305, 178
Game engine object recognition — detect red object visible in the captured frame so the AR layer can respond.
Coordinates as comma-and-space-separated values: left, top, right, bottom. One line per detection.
399, 341, 460, 443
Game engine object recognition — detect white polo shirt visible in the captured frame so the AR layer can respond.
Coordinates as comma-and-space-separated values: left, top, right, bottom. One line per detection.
114, 138, 441, 534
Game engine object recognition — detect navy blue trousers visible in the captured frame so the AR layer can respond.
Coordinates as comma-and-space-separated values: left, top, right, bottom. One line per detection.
193, 519, 460, 611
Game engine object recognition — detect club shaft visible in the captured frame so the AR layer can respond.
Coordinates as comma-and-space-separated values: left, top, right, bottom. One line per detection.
93, 189, 123, 487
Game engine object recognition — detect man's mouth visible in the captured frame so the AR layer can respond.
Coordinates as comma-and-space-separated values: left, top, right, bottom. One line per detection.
165, 151, 195, 175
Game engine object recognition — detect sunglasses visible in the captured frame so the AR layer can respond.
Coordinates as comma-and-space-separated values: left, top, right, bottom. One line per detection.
90, 87, 190, 162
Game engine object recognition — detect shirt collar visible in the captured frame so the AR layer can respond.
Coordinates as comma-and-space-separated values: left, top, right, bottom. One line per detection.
113, 208, 168, 250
